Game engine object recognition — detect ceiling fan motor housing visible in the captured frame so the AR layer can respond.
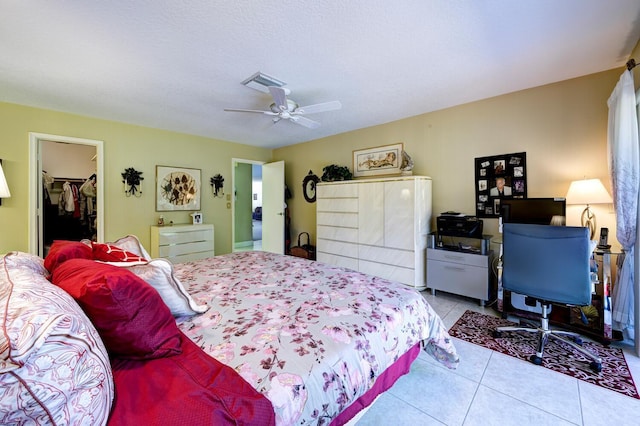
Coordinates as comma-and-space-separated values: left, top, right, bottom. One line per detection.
270, 99, 299, 114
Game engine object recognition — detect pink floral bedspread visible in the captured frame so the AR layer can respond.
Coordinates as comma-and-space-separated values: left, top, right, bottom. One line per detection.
173, 251, 458, 425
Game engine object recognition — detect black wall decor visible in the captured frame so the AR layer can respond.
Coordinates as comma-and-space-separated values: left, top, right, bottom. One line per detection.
474, 152, 527, 218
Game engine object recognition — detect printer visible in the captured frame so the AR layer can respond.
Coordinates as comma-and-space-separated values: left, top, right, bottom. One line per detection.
437, 214, 483, 239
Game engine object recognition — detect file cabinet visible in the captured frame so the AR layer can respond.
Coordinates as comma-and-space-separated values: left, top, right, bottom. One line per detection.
427, 247, 493, 305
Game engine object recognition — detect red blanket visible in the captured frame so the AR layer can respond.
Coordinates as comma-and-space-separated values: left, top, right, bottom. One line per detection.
108, 332, 275, 426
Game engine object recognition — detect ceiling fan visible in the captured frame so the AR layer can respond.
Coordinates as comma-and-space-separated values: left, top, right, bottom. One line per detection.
224, 86, 341, 129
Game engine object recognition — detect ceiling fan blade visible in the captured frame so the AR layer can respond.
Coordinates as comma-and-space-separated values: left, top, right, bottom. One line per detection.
291, 115, 321, 129
268, 86, 289, 111
296, 100, 342, 115
224, 108, 277, 115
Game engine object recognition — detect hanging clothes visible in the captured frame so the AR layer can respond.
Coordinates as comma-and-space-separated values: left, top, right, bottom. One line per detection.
71, 184, 80, 218
42, 171, 54, 206
80, 175, 97, 215
58, 181, 76, 215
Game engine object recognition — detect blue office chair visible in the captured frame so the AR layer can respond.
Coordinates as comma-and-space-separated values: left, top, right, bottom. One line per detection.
493, 223, 602, 372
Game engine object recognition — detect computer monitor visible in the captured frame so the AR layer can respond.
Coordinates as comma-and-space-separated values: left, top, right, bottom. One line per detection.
500, 197, 566, 225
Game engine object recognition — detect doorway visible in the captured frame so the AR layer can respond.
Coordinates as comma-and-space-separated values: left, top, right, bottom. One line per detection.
233, 160, 263, 252
232, 159, 285, 254
29, 133, 104, 256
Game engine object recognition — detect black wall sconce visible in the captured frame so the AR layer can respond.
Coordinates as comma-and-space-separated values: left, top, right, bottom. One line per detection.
210, 174, 225, 198
121, 167, 144, 197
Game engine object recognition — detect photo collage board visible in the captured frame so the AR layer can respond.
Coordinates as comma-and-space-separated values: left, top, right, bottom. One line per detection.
474, 152, 527, 218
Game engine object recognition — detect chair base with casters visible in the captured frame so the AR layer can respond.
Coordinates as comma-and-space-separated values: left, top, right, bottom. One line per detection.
493, 302, 602, 373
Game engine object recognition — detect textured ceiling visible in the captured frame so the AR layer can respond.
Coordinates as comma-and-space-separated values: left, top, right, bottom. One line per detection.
2, 0, 640, 149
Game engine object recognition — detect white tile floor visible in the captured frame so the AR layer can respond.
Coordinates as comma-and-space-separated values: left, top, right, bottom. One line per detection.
357, 291, 640, 426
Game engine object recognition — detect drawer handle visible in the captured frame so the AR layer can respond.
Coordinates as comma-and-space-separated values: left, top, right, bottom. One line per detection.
444, 255, 464, 261
444, 265, 466, 272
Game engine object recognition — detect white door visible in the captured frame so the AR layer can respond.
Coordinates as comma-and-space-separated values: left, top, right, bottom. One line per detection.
262, 161, 285, 254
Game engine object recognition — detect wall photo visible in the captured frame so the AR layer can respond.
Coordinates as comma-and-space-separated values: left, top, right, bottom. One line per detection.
474, 152, 526, 218
353, 143, 403, 178
156, 165, 201, 211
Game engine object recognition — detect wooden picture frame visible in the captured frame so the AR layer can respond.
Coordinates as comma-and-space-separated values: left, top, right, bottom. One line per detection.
156, 165, 201, 211
353, 143, 403, 178
474, 152, 527, 218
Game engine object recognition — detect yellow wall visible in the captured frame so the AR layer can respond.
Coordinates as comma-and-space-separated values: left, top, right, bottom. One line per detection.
274, 69, 622, 249
0, 102, 271, 254
0, 67, 627, 255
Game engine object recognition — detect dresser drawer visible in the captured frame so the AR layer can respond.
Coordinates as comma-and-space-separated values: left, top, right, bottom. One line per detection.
317, 183, 358, 198
317, 239, 358, 257
158, 228, 214, 246
427, 248, 488, 268
158, 241, 213, 258
317, 252, 358, 270
317, 225, 358, 243
317, 197, 358, 213
359, 260, 414, 287
359, 245, 414, 269
427, 259, 488, 301
317, 212, 358, 228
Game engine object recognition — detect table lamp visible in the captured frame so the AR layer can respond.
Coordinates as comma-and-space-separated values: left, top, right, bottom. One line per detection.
565, 178, 612, 239
0, 160, 11, 206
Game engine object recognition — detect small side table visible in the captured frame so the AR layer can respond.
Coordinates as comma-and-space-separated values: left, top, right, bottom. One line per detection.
590, 247, 621, 342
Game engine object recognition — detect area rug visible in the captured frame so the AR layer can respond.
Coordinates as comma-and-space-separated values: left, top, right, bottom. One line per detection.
449, 310, 639, 399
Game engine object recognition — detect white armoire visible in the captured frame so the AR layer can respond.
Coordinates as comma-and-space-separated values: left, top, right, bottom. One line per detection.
316, 176, 432, 290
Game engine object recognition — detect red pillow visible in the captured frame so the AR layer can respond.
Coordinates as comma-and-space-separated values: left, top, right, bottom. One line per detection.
91, 242, 147, 263
51, 259, 181, 360
44, 240, 93, 273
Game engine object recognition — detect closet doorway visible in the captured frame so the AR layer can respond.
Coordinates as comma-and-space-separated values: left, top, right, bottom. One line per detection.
29, 133, 104, 257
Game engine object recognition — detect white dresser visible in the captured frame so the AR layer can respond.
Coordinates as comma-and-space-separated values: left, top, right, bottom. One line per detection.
316, 176, 432, 290
150, 224, 214, 263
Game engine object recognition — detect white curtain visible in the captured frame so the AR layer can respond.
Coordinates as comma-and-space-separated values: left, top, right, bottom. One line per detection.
608, 70, 639, 340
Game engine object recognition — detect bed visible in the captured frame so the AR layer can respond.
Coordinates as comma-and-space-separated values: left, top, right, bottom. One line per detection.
1, 238, 458, 425
172, 251, 459, 424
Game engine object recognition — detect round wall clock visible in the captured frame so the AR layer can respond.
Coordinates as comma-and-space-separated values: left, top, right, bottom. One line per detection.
302, 170, 320, 203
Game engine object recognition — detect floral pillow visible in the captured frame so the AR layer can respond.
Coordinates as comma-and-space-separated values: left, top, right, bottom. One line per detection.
1, 253, 50, 372
51, 259, 182, 360
0, 252, 113, 425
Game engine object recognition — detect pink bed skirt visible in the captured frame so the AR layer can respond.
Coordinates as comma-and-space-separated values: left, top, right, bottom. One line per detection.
330, 342, 421, 425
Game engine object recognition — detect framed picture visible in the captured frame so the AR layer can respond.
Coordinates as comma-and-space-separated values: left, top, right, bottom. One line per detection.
353, 143, 403, 178
474, 152, 527, 218
191, 212, 203, 224
156, 165, 201, 211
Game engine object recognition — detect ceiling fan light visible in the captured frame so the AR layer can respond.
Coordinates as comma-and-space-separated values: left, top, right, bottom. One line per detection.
270, 100, 298, 113
242, 72, 286, 93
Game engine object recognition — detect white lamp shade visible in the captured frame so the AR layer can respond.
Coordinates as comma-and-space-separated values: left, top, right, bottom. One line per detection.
0, 161, 11, 199
565, 178, 612, 205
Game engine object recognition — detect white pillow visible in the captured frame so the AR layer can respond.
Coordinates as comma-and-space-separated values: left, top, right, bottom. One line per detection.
123, 259, 209, 317
110, 235, 152, 260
